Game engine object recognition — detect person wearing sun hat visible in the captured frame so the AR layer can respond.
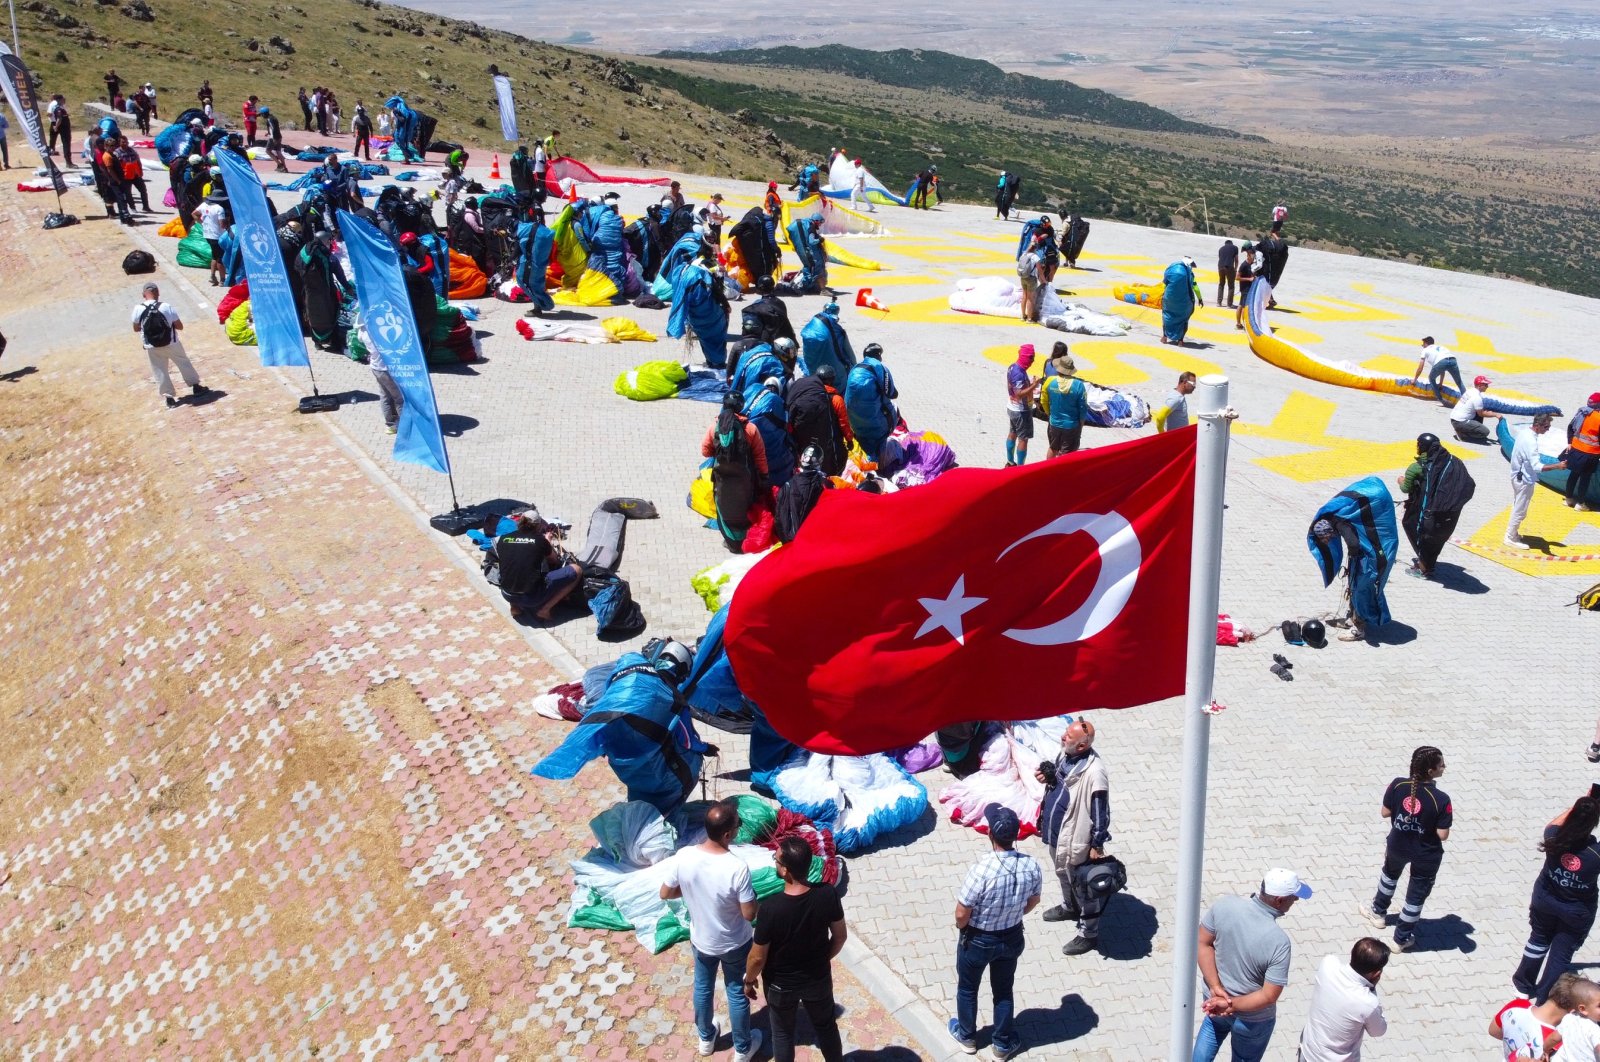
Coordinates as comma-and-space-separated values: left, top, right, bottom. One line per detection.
1191, 868, 1312, 1062
1039, 343, 1088, 457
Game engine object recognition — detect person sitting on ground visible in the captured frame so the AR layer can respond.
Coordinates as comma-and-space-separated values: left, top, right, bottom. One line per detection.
1447, 374, 1501, 443
1411, 335, 1465, 406
787, 366, 852, 477
743, 275, 796, 346
494, 513, 583, 621
703, 392, 770, 554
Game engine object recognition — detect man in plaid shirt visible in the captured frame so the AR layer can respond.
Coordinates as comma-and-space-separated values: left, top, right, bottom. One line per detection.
949, 803, 1042, 1061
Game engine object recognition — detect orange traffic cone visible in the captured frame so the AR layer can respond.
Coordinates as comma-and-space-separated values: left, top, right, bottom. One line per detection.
490, 153, 502, 180
856, 287, 888, 312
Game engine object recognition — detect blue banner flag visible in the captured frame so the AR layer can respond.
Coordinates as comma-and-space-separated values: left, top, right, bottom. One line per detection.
337, 210, 452, 476
212, 148, 308, 369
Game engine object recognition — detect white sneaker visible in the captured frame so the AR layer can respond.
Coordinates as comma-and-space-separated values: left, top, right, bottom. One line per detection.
698, 1020, 719, 1057
1359, 902, 1389, 929
1504, 537, 1531, 549
734, 1027, 764, 1062
1579, 504, 1594, 513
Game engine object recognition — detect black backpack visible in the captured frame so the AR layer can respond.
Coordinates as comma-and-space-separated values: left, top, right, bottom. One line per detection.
122, 249, 156, 275
139, 302, 173, 348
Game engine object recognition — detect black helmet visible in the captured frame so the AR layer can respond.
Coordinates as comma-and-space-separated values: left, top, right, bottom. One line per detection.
814, 364, 837, 385
863, 342, 883, 359
755, 275, 775, 295
1301, 619, 1327, 648
1416, 432, 1439, 455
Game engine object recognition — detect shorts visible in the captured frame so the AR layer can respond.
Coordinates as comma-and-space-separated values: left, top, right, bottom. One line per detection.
1048, 424, 1083, 454
1007, 409, 1034, 439
1019, 275, 1039, 292
206, 239, 223, 262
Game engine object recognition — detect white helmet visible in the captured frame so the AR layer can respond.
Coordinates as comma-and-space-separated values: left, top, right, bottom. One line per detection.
657, 640, 693, 681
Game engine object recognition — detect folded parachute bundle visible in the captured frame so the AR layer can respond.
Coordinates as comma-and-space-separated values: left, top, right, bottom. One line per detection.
551, 269, 621, 307
216, 281, 250, 324
225, 301, 256, 345
447, 249, 488, 300
1112, 282, 1163, 307
770, 752, 928, 854
1082, 379, 1151, 428
689, 550, 769, 612
936, 717, 1072, 838
615, 360, 688, 401
888, 431, 958, 489
157, 216, 187, 238
950, 277, 1129, 336
176, 227, 213, 268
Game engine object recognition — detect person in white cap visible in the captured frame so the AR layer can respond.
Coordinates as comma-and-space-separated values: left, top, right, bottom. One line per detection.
1191, 868, 1311, 1062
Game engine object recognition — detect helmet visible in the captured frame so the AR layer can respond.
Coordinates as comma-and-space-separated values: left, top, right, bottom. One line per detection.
656, 640, 693, 683
799, 444, 821, 470
1301, 619, 1327, 648
863, 342, 883, 359
1416, 432, 1439, 454
814, 364, 837, 385
755, 275, 775, 295
762, 375, 782, 392
740, 314, 761, 337
773, 337, 796, 358
258, 105, 270, 115
1182, 256, 1197, 270
398, 231, 419, 247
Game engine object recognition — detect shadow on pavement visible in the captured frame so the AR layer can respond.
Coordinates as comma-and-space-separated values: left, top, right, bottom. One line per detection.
854, 805, 938, 854
185, 388, 226, 408
338, 388, 378, 405
1097, 892, 1159, 961
437, 413, 480, 437
1412, 913, 1477, 954
432, 362, 481, 376
1, 365, 38, 382
1370, 621, 1418, 646
1431, 562, 1489, 595
1013, 992, 1099, 1052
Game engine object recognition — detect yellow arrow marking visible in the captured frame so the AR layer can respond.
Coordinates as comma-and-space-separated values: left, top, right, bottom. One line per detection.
1234, 391, 1487, 483
981, 340, 1222, 387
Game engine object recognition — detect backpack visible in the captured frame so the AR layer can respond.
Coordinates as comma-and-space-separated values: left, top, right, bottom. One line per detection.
139, 302, 173, 347
1017, 251, 1037, 278
713, 411, 754, 476
122, 250, 156, 275
1574, 582, 1600, 612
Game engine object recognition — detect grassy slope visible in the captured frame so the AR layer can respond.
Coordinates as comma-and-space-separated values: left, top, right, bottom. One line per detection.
14, 0, 793, 177
654, 45, 1245, 139
628, 56, 1600, 296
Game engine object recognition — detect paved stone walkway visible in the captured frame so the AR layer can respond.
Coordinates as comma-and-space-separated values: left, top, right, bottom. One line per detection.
0, 186, 917, 1059
8, 145, 1600, 1060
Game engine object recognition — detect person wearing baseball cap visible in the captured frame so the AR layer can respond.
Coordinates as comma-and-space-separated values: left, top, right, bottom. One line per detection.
949, 803, 1042, 1059
1448, 373, 1501, 443
1191, 868, 1311, 1061
1004, 344, 1038, 467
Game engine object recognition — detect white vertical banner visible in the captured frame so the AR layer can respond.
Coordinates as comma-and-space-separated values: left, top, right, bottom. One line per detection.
492, 74, 518, 143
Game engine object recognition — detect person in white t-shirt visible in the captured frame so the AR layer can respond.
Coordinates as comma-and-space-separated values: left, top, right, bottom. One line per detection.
193, 197, 229, 287
1410, 335, 1466, 406
850, 159, 875, 214
1297, 939, 1388, 1062
1554, 976, 1600, 1062
1449, 374, 1501, 443
130, 283, 209, 409
661, 800, 763, 1062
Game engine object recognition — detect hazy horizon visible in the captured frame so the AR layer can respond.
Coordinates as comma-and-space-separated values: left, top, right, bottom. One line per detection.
387, 0, 1600, 140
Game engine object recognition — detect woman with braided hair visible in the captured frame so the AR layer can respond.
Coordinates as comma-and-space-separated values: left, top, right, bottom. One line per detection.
1361, 746, 1451, 952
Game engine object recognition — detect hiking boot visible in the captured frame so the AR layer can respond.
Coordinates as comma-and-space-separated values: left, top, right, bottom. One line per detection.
164, 395, 180, 409
733, 1028, 764, 1062
1062, 935, 1098, 956
1040, 905, 1073, 923
1360, 903, 1389, 930
1587, 743, 1600, 764
947, 1018, 978, 1055
696, 1020, 719, 1056
191, 383, 210, 396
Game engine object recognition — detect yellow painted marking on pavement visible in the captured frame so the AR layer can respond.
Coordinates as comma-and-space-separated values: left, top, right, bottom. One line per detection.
1367, 330, 1593, 376
1235, 390, 1487, 483
1350, 282, 1506, 327
1459, 492, 1600, 576
981, 340, 1221, 388
1285, 296, 1408, 324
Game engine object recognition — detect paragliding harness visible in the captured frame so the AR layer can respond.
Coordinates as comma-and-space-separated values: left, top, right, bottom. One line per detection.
714, 410, 757, 480
583, 661, 700, 803
1572, 582, 1600, 613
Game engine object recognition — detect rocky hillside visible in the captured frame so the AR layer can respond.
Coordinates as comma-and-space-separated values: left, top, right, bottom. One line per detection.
13, 0, 796, 177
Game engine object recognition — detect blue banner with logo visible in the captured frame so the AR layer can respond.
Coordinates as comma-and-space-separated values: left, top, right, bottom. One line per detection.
337, 210, 451, 476
213, 148, 308, 368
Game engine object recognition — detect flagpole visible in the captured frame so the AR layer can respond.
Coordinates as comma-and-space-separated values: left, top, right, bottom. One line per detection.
1168, 374, 1232, 1062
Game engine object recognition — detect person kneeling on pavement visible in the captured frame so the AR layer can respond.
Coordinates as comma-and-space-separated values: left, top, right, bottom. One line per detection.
1035, 719, 1111, 956
494, 513, 583, 621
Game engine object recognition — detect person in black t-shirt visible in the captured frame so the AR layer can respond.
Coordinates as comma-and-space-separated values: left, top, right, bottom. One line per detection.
1361, 746, 1451, 951
494, 514, 583, 621
1515, 795, 1600, 1002
744, 837, 847, 1062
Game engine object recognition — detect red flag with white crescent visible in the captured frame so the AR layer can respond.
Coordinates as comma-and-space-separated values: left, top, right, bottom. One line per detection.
726, 427, 1196, 754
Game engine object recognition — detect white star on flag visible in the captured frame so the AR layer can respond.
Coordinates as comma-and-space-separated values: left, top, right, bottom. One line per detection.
915, 575, 987, 646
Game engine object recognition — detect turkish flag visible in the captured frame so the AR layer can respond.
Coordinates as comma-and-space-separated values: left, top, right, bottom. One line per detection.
726, 427, 1196, 754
